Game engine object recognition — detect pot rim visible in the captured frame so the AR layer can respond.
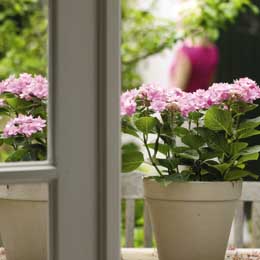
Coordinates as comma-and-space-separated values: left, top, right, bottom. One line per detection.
143, 178, 243, 201
143, 176, 243, 184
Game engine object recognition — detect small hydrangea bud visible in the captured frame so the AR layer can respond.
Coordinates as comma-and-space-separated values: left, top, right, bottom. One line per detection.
166, 103, 180, 112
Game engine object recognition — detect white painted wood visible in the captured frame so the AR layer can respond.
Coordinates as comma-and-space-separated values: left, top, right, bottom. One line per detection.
47, 0, 54, 166
51, 1, 121, 260
52, 0, 98, 259
0, 183, 48, 201
125, 199, 136, 247
233, 201, 244, 248
0, 165, 56, 184
121, 248, 260, 260
48, 181, 56, 260
97, 0, 121, 259
144, 202, 153, 248
121, 172, 144, 199
122, 248, 158, 260
241, 183, 260, 202
252, 202, 260, 247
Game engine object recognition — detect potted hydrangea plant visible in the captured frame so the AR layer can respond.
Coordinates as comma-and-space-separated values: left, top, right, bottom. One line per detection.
121, 78, 260, 260
0, 73, 48, 260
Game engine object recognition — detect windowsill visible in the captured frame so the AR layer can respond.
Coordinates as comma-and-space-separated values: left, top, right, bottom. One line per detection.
121, 248, 260, 260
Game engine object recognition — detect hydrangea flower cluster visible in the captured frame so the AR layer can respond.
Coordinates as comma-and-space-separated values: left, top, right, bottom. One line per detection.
0, 73, 48, 100
3, 115, 46, 138
120, 89, 139, 116
120, 78, 260, 117
0, 73, 48, 162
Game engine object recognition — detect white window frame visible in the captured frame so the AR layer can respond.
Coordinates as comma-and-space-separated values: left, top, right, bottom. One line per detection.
0, 0, 121, 260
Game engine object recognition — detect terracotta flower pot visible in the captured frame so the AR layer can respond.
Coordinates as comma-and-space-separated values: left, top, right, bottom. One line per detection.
0, 184, 48, 260
144, 179, 242, 260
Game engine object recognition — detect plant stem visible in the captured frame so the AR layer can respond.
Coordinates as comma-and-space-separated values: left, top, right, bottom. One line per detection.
143, 133, 163, 177
234, 114, 241, 139
12, 143, 17, 151
153, 130, 160, 158
188, 119, 191, 130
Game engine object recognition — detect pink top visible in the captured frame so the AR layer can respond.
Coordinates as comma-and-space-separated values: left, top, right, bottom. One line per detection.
170, 43, 219, 92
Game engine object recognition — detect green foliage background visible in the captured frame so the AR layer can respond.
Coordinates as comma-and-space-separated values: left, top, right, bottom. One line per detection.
121, 0, 258, 91
0, 0, 47, 79
121, 0, 178, 90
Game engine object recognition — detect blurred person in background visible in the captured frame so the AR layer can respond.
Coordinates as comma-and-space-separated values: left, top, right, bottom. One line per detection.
169, 38, 219, 92
169, 0, 219, 92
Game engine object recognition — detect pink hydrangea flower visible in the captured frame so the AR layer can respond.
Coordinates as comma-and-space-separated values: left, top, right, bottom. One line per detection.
150, 100, 167, 112
206, 78, 260, 104
3, 115, 46, 138
139, 83, 175, 112
139, 83, 168, 103
233, 77, 260, 102
0, 75, 25, 95
177, 92, 198, 116
206, 83, 233, 105
0, 73, 48, 100
120, 77, 260, 117
120, 89, 138, 116
19, 75, 48, 100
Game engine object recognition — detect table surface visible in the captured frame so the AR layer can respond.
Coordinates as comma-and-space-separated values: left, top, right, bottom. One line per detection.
121, 248, 260, 260
1, 247, 260, 260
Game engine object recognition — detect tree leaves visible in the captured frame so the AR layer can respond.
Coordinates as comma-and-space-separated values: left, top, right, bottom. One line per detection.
0, 0, 48, 78
121, 0, 177, 90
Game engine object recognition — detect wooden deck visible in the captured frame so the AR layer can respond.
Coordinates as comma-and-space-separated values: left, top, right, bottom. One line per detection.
121, 248, 260, 260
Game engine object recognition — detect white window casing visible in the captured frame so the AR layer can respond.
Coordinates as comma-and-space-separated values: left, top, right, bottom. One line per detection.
0, 0, 121, 260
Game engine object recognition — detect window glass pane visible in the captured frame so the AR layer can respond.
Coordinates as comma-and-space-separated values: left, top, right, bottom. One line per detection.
0, 183, 49, 260
121, 0, 260, 250
0, 0, 48, 163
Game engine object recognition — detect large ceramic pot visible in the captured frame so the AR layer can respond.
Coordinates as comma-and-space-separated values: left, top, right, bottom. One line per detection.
144, 179, 242, 260
0, 184, 48, 260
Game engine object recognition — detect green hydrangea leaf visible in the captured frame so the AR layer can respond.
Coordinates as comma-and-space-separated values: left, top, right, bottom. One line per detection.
122, 150, 144, 173
224, 169, 258, 181
135, 117, 157, 134
182, 134, 205, 149
204, 106, 232, 135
